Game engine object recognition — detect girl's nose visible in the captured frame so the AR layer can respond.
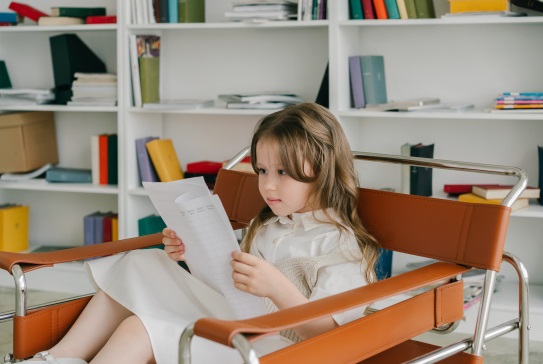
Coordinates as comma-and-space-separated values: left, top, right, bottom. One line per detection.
263, 175, 277, 190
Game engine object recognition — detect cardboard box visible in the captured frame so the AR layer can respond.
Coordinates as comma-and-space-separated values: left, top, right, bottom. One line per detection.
0, 204, 29, 252
0, 111, 58, 173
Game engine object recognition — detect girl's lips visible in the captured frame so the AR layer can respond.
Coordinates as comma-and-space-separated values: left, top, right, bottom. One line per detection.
267, 198, 281, 205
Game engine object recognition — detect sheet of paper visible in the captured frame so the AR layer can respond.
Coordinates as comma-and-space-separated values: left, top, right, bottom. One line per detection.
143, 177, 267, 319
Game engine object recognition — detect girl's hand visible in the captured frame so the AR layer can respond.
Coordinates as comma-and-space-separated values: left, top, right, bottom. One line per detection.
162, 228, 186, 261
231, 251, 288, 301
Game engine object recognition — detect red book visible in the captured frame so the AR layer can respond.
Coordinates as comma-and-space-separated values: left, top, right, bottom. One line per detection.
443, 184, 473, 196
8, 2, 49, 22
86, 15, 117, 24
372, 0, 388, 19
362, 0, 376, 19
98, 134, 109, 185
186, 161, 222, 175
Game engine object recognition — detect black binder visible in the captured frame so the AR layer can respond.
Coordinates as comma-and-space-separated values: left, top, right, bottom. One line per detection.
49, 34, 106, 104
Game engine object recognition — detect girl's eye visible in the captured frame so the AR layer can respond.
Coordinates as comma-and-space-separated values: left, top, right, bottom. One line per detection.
258, 168, 268, 175
278, 169, 287, 176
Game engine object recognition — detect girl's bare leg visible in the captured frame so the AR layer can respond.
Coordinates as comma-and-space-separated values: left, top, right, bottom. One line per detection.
90, 315, 155, 364
45, 290, 134, 362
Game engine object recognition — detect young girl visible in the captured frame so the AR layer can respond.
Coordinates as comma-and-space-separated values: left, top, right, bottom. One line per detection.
20, 102, 380, 364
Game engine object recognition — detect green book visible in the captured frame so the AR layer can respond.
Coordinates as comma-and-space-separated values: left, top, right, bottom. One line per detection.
0, 61, 11, 89
360, 55, 388, 105
404, 0, 418, 18
178, 0, 205, 23
51, 7, 106, 18
139, 57, 160, 104
349, 0, 364, 19
413, 0, 435, 18
138, 214, 166, 236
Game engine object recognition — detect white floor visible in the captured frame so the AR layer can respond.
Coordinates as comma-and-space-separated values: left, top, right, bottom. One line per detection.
1, 287, 542, 363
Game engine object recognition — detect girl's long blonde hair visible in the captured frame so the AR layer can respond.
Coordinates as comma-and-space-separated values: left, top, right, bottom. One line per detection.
241, 102, 381, 283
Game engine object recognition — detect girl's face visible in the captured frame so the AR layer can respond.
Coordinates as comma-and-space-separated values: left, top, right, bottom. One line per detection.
255, 140, 314, 218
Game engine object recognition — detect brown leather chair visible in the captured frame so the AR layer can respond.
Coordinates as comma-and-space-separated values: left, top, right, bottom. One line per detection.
0, 149, 530, 364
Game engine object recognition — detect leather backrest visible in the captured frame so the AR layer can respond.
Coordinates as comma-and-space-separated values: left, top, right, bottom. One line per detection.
214, 169, 510, 271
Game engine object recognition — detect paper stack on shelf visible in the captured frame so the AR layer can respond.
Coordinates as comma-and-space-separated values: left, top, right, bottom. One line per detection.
219, 91, 304, 109
0, 88, 54, 105
225, 1, 298, 22
67, 72, 117, 107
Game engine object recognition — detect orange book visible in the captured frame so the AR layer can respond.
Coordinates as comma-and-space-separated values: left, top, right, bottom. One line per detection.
146, 139, 184, 182
98, 134, 109, 185
373, 0, 389, 19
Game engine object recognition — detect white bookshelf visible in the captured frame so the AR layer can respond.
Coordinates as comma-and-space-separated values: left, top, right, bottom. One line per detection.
0, 0, 542, 342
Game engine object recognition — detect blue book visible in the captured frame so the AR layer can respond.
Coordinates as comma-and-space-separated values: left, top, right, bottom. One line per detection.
348, 56, 366, 108
83, 212, 98, 245
502, 92, 543, 96
168, 0, 179, 22
0, 12, 18, 23
361, 55, 388, 105
45, 167, 92, 183
384, 0, 401, 19
135, 136, 160, 184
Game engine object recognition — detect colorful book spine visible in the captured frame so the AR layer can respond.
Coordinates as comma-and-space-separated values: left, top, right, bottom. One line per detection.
8, 2, 49, 22
404, 0, 417, 18
178, 0, 205, 22
360, 55, 387, 105
135, 136, 160, 183
384, 0, 401, 19
372, 0, 389, 19
146, 139, 184, 182
362, 0, 376, 18
0, 205, 29, 252
396, 0, 409, 19
86, 15, 117, 24
45, 167, 92, 183
414, 0, 436, 18
51, 7, 106, 18
137, 35, 161, 105
349, 56, 366, 108
168, 0, 179, 22
349, 0, 364, 19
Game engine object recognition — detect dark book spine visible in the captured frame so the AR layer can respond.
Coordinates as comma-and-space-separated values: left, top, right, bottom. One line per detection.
511, 0, 543, 12
538, 146, 543, 205
410, 144, 434, 197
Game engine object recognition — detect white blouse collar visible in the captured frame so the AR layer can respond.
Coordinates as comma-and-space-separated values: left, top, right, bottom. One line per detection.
264, 209, 337, 231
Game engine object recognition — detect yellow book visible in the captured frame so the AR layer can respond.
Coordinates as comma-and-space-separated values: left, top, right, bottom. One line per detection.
458, 193, 529, 211
449, 0, 508, 13
111, 215, 118, 241
0, 205, 29, 252
145, 139, 184, 182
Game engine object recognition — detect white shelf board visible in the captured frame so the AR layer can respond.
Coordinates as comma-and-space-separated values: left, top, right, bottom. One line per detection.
0, 24, 117, 33
129, 106, 278, 116
127, 20, 328, 31
338, 16, 543, 27
0, 180, 118, 194
339, 109, 543, 121
0, 105, 118, 113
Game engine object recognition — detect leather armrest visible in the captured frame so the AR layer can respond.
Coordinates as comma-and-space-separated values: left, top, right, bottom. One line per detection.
0, 233, 163, 274
194, 262, 470, 346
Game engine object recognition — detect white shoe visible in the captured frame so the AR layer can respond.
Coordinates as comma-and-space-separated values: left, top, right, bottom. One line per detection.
19, 351, 87, 364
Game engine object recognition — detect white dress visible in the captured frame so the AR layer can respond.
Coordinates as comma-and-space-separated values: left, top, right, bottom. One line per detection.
85, 210, 367, 364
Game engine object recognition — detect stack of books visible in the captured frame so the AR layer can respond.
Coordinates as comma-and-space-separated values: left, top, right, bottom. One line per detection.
492, 92, 543, 113
83, 211, 118, 245
135, 136, 184, 183
456, 184, 540, 211
225, 1, 298, 21
219, 92, 304, 109
68, 73, 117, 107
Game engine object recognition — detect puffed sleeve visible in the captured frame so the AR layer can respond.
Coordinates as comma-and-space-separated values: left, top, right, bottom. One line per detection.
308, 261, 368, 326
